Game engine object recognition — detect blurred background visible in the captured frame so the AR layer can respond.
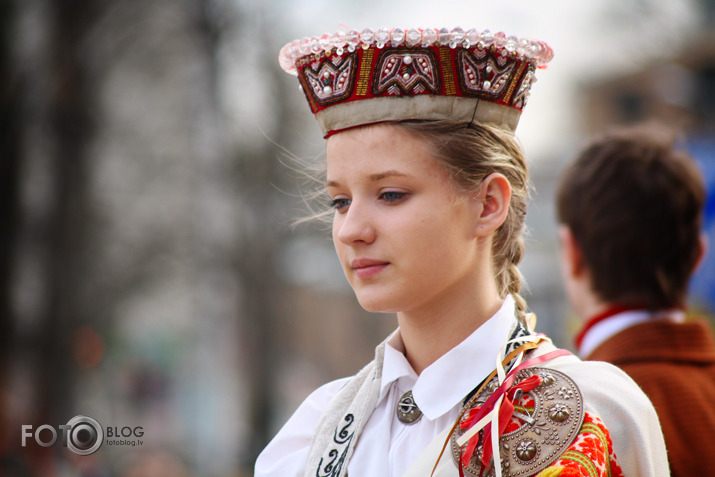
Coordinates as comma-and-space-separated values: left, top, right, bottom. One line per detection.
1, 0, 714, 475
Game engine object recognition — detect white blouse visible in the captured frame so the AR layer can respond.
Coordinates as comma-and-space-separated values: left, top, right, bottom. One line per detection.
255, 295, 670, 476
255, 297, 518, 476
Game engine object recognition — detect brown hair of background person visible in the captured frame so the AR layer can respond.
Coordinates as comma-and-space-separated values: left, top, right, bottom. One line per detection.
556, 123, 706, 311
556, 123, 715, 477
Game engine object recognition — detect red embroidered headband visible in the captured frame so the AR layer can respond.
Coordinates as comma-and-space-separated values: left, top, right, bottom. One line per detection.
279, 27, 553, 137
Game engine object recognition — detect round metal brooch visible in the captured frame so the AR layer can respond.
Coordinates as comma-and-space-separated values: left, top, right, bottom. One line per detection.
451, 367, 584, 477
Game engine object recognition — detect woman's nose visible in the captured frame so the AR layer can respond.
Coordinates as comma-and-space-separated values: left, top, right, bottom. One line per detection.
334, 201, 376, 245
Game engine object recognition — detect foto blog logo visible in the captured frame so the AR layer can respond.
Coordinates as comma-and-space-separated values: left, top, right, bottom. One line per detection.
21, 415, 103, 456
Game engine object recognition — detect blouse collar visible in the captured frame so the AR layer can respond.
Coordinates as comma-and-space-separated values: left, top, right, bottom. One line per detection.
379, 295, 518, 420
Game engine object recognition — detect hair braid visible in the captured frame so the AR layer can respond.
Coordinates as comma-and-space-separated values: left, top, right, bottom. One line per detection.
502, 237, 528, 325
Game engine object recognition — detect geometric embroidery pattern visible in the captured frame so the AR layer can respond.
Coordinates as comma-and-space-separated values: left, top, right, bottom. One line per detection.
457, 50, 517, 100
301, 52, 358, 107
295, 43, 542, 120
372, 48, 440, 95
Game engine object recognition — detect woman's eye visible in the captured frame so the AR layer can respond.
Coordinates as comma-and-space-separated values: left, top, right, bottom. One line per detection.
329, 197, 351, 211
380, 191, 407, 203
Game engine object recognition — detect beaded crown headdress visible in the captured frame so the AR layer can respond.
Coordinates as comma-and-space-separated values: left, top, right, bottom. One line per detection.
279, 27, 553, 137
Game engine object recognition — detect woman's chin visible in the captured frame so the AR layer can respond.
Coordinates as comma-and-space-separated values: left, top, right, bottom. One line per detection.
354, 294, 400, 314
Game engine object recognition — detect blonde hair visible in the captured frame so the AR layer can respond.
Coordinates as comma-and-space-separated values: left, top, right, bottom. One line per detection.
394, 120, 530, 324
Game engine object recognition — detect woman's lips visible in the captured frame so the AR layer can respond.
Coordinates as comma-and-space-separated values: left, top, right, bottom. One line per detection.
350, 258, 389, 279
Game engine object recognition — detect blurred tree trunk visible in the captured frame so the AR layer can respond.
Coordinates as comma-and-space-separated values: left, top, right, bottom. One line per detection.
0, 0, 22, 458
0, 0, 101, 470
36, 0, 98, 426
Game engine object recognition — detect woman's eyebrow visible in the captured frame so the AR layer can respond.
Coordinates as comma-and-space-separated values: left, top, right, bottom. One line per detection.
326, 170, 409, 188
369, 170, 408, 181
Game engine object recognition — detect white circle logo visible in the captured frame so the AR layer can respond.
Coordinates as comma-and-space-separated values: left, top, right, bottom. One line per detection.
66, 415, 103, 455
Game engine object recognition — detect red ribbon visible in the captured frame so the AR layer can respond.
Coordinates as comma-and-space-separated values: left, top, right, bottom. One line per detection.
460, 375, 541, 468
458, 349, 571, 471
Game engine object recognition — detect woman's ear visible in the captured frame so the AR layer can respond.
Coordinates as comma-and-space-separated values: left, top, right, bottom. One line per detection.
473, 172, 511, 237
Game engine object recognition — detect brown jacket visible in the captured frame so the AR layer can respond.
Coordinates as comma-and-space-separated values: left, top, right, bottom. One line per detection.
587, 320, 715, 477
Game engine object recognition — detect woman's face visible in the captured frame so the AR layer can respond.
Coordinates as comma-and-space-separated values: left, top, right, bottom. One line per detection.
326, 124, 483, 315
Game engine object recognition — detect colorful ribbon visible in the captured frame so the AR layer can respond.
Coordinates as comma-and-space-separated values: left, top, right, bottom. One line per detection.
459, 374, 542, 469
455, 334, 571, 477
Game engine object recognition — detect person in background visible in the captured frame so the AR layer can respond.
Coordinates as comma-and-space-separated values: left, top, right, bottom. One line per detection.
556, 123, 715, 477
255, 27, 669, 477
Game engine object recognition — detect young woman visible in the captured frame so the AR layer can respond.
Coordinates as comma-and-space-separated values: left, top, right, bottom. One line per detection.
255, 27, 669, 477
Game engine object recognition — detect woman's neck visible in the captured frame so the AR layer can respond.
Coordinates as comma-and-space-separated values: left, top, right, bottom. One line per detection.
397, 280, 503, 375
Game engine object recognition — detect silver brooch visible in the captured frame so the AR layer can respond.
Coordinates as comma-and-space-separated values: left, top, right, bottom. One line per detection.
396, 390, 423, 424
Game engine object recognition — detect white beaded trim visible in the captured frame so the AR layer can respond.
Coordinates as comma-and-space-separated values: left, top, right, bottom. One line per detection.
279, 27, 553, 74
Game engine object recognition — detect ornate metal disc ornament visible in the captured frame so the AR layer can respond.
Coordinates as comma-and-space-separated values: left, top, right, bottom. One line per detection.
396, 390, 423, 424
451, 367, 584, 477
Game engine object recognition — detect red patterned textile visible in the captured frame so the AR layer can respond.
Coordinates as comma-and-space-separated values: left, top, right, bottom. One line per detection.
278, 28, 553, 136
536, 414, 624, 477
295, 45, 535, 115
